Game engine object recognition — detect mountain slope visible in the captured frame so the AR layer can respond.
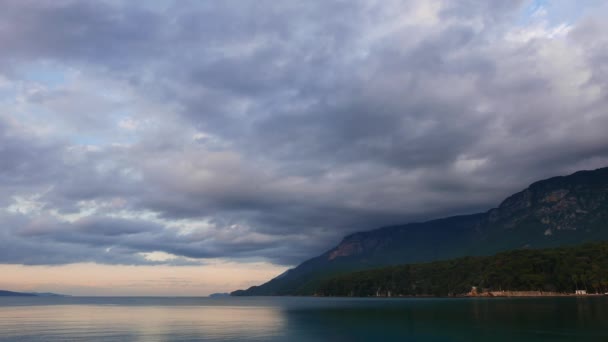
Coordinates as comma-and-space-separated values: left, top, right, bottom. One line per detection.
232, 167, 608, 296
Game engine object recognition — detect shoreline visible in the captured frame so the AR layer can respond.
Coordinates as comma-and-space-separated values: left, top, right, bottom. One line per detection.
304, 291, 608, 299
464, 291, 607, 298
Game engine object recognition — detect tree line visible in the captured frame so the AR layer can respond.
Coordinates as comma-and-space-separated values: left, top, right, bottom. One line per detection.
314, 241, 608, 297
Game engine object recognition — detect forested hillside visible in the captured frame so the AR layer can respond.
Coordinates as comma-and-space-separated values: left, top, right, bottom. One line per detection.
315, 242, 608, 297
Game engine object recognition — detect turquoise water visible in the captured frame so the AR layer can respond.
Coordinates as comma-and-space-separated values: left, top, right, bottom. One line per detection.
0, 296, 607, 341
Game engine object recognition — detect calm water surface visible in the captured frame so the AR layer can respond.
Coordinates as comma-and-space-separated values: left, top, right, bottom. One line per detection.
0, 296, 606, 341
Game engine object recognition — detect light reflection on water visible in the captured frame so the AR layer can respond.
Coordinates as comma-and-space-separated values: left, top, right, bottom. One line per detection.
0, 296, 607, 341
0, 304, 284, 341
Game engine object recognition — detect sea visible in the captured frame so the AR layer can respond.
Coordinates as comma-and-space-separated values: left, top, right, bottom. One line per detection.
0, 296, 606, 341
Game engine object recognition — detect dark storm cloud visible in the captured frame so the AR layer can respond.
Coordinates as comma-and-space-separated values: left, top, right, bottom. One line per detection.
1, 210, 317, 265
0, 0, 608, 266
0, 212, 157, 265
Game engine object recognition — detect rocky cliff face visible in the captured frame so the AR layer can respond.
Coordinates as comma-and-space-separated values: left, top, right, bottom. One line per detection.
328, 233, 386, 260
233, 167, 608, 296
487, 168, 608, 234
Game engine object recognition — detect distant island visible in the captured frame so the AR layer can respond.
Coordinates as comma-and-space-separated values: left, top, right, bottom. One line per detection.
208, 293, 230, 298
0, 290, 37, 297
233, 167, 608, 296
0, 290, 65, 297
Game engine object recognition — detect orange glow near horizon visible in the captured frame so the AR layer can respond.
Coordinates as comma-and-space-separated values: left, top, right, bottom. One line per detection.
0, 262, 288, 296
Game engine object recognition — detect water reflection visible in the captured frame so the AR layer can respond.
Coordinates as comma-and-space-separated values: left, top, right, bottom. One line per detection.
281, 297, 608, 341
0, 297, 606, 341
0, 304, 285, 341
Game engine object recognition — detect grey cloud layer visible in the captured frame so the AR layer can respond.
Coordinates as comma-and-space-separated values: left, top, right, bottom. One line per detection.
1, 0, 607, 265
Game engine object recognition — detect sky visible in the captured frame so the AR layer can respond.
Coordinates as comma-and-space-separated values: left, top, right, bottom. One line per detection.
1, 0, 608, 296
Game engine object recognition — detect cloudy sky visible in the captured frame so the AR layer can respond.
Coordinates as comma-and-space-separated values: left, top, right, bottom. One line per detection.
1, 0, 607, 295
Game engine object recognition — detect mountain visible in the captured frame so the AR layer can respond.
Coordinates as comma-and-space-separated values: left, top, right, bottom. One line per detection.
0, 290, 37, 297
232, 167, 608, 296
316, 241, 608, 297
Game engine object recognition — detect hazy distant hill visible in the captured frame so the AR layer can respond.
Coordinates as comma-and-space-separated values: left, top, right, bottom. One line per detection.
0, 290, 65, 297
208, 293, 230, 298
233, 167, 608, 296
0, 290, 37, 297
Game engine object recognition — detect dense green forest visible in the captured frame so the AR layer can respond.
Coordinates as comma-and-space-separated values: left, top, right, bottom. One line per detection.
315, 242, 608, 297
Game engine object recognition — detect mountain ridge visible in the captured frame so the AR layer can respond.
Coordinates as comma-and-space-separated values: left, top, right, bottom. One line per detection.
232, 167, 608, 296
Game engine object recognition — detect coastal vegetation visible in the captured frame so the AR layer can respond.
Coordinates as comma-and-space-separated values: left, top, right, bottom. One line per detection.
315, 242, 608, 297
